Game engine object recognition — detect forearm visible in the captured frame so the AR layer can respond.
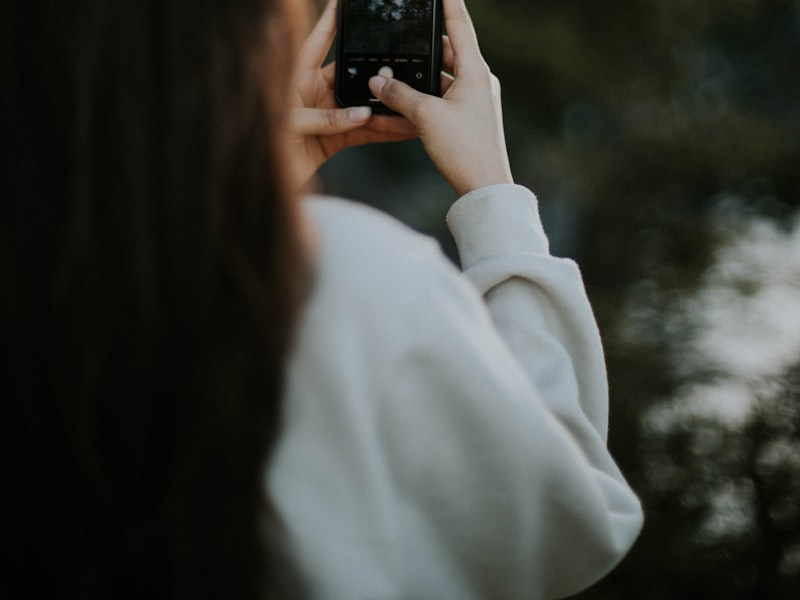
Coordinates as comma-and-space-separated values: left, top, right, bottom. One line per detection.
447, 183, 609, 440
445, 183, 643, 598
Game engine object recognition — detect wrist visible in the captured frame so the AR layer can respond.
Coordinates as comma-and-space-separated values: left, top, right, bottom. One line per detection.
451, 165, 514, 197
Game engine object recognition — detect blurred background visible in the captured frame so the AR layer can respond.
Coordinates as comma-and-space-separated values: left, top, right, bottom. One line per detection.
316, 1, 800, 597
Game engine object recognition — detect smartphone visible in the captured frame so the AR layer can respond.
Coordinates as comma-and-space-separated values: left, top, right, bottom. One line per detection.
335, 0, 443, 113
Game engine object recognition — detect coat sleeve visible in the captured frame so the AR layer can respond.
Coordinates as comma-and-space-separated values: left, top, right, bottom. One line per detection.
381, 184, 643, 599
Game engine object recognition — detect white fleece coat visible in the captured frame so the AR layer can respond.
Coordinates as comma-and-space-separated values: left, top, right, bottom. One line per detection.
267, 184, 643, 599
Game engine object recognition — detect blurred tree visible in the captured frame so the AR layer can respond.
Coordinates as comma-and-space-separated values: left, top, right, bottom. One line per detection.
600, 210, 800, 599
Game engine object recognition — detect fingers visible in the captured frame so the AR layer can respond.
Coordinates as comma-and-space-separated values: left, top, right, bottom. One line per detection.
441, 34, 455, 94
291, 104, 415, 141
344, 126, 416, 147
442, 0, 484, 73
321, 61, 336, 86
442, 35, 455, 75
296, 0, 338, 70
366, 114, 417, 139
368, 76, 432, 123
441, 71, 455, 95
291, 105, 372, 136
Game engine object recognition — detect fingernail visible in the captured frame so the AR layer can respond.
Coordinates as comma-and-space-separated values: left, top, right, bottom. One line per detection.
348, 106, 371, 122
369, 76, 387, 94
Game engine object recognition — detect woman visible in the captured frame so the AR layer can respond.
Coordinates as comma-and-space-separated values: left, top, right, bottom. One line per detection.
2, 0, 642, 598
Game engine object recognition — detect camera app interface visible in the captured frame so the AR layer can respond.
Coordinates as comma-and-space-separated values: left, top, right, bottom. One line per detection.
340, 0, 436, 103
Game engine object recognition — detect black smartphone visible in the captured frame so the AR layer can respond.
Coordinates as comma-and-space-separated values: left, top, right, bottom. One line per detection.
335, 0, 443, 113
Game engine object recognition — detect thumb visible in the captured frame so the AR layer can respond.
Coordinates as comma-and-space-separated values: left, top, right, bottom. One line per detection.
291, 105, 372, 136
369, 76, 428, 122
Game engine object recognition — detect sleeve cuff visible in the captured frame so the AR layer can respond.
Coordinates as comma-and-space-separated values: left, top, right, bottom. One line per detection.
445, 184, 550, 269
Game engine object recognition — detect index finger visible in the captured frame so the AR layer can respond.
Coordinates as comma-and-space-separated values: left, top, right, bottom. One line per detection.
296, 0, 338, 70
442, 0, 485, 73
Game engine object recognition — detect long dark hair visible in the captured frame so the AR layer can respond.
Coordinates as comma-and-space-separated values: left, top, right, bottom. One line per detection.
1, 0, 308, 597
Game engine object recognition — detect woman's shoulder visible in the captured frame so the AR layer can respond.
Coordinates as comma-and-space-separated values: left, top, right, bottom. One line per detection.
302, 195, 445, 269
295, 194, 486, 364
301, 195, 466, 307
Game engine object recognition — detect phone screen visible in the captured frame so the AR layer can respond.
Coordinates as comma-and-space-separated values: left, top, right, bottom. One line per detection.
336, 0, 442, 112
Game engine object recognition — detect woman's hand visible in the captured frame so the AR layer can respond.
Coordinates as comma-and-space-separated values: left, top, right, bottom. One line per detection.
288, 0, 416, 188
368, 0, 513, 197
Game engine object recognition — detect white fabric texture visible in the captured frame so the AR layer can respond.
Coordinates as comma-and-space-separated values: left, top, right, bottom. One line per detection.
267, 184, 643, 599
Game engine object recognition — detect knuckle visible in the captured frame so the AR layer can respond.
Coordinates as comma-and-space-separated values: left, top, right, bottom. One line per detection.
381, 79, 400, 103
324, 109, 339, 130
413, 96, 437, 123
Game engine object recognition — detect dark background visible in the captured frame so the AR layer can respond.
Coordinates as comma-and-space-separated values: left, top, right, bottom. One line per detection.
342, 0, 434, 54
318, 0, 800, 597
